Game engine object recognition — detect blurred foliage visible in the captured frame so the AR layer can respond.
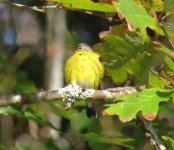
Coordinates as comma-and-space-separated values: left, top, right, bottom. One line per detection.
162, 136, 174, 150
0, 0, 174, 150
0, 56, 36, 94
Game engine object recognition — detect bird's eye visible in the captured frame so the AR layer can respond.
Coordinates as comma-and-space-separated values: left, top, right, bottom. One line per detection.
78, 46, 83, 50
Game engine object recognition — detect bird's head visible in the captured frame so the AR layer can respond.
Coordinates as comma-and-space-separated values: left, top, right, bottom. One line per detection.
77, 43, 93, 51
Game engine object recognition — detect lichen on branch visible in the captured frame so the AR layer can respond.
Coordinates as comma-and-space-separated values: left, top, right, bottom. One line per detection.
0, 83, 137, 107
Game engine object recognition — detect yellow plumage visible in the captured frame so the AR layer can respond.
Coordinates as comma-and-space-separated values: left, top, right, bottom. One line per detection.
65, 47, 104, 89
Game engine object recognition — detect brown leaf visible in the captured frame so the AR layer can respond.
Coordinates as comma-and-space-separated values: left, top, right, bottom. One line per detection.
143, 112, 156, 121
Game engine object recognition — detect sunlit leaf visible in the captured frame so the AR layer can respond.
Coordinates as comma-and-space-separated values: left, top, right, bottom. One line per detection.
156, 43, 174, 59
50, 0, 115, 12
148, 72, 171, 88
0, 106, 21, 116
164, 56, 174, 73
117, 0, 164, 41
103, 88, 170, 122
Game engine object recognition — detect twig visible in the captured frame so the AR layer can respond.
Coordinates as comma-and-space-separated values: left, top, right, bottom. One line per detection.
78, 10, 113, 22
136, 114, 166, 150
0, 1, 114, 22
0, 0, 62, 13
168, 39, 174, 50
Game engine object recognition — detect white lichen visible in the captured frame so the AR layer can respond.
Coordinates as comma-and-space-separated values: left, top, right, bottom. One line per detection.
126, 88, 137, 94
37, 90, 45, 98
159, 144, 166, 150
57, 82, 95, 109
103, 90, 113, 99
79, 89, 95, 100
12, 95, 21, 103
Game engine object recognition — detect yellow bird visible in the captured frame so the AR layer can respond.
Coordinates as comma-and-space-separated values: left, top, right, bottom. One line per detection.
64, 43, 104, 117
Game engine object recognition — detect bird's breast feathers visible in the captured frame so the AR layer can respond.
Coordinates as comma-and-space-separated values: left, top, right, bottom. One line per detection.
65, 50, 104, 89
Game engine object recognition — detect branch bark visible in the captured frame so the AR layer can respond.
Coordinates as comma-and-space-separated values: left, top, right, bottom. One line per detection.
0, 84, 136, 107
136, 114, 166, 150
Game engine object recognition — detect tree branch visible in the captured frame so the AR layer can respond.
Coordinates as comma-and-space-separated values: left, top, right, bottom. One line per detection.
136, 114, 166, 150
0, 83, 136, 107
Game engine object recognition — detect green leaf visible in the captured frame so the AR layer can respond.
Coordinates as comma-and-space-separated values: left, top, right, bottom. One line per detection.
149, 0, 164, 12
24, 111, 60, 131
103, 35, 136, 57
50, 102, 78, 120
0, 106, 21, 116
103, 88, 170, 122
117, 0, 164, 41
163, 23, 174, 41
50, 0, 115, 12
162, 136, 174, 150
16, 142, 25, 150
15, 72, 37, 93
108, 68, 128, 85
148, 72, 171, 88
156, 43, 174, 59
71, 110, 100, 132
164, 56, 174, 72
94, 34, 164, 85
148, 56, 174, 88
44, 138, 60, 150
82, 133, 134, 149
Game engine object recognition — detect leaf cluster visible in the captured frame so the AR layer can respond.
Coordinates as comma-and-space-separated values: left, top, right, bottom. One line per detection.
50, 0, 174, 148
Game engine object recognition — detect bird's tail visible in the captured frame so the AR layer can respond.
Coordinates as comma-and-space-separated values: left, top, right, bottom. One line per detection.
86, 101, 96, 118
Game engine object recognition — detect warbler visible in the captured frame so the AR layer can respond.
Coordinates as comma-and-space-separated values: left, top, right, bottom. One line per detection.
64, 43, 104, 117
